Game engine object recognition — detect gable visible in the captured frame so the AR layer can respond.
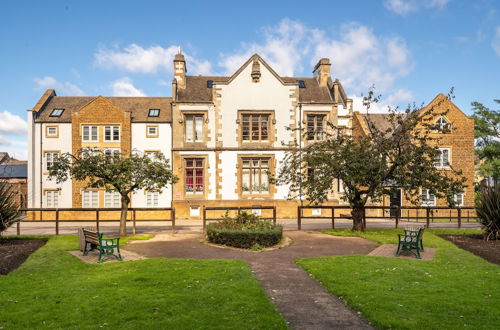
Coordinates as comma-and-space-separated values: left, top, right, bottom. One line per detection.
74, 96, 127, 123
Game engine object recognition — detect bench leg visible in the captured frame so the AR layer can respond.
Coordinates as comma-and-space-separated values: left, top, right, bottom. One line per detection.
115, 245, 122, 261
98, 247, 104, 263
396, 241, 402, 256
83, 242, 89, 256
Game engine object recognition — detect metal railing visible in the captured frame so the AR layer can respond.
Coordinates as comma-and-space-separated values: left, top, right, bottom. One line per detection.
297, 205, 477, 230
16, 207, 175, 235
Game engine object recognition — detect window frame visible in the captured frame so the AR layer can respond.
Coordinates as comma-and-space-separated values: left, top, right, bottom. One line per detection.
237, 111, 275, 147
183, 114, 205, 143
44, 151, 60, 172
306, 114, 326, 141
104, 148, 120, 157
146, 125, 159, 138
434, 116, 451, 133
82, 125, 98, 142
148, 109, 160, 117
45, 190, 59, 208
45, 125, 59, 138
146, 190, 160, 207
82, 190, 99, 208
104, 190, 121, 208
421, 188, 436, 206
435, 147, 451, 169
49, 109, 64, 117
184, 158, 205, 195
453, 193, 464, 207
104, 125, 120, 142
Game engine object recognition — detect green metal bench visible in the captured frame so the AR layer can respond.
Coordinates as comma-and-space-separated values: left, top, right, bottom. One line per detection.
396, 227, 425, 259
82, 229, 122, 263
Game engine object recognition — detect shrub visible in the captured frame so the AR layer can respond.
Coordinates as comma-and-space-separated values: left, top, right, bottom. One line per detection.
206, 211, 283, 249
476, 185, 500, 241
0, 181, 23, 233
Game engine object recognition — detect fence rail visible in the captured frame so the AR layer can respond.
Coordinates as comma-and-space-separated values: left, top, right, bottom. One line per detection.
298, 205, 477, 230
16, 207, 175, 235
202, 206, 276, 230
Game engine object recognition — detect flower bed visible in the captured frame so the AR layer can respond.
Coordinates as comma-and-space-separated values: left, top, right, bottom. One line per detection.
206, 211, 283, 249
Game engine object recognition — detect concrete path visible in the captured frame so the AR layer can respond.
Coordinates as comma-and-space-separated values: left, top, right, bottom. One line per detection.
127, 231, 377, 329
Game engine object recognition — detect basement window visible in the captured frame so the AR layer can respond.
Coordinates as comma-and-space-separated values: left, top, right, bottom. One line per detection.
49, 109, 64, 117
298, 80, 306, 88
148, 109, 160, 117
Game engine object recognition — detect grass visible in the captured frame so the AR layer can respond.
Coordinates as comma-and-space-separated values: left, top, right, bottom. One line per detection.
0, 235, 286, 329
296, 228, 500, 329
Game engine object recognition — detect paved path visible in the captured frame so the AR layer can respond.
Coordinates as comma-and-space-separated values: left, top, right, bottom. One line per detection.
127, 231, 377, 329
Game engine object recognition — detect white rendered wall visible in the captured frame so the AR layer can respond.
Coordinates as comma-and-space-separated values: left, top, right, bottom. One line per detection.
131, 123, 172, 207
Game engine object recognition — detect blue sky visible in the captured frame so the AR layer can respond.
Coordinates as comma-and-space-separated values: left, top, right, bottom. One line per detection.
1, 0, 499, 159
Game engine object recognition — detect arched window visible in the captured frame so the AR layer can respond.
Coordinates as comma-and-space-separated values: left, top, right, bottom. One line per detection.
435, 116, 451, 132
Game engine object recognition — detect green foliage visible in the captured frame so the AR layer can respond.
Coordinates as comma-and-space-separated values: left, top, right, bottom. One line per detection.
476, 185, 500, 240
297, 229, 499, 329
471, 99, 500, 181
206, 211, 283, 248
48, 149, 178, 235
277, 89, 466, 230
0, 236, 286, 329
0, 181, 23, 233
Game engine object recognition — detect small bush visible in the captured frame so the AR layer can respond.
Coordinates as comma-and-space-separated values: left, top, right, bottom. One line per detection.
206, 211, 283, 249
476, 185, 500, 241
0, 181, 23, 233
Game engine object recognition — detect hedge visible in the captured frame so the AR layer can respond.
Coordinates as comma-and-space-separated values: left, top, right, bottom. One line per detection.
206, 224, 283, 249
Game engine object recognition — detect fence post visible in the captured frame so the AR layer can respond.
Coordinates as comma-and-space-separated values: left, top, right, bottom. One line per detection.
426, 208, 430, 228
362, 208, 367, 231
202, 206, 206, 231
16, 220, 20, 236
331, 207, 335, 229
395, 208, 399, 229
172, 208, 176, 233
457, 207, 462, 229
96, 209, 100, 232
132, 209, 136, 236
272, 206, 276, 226
55, 209, 59, 235
297, 206, 301, 230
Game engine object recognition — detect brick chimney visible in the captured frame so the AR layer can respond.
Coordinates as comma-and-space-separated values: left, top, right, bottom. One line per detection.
313, 58, 331, 87
173, 48, 186, 89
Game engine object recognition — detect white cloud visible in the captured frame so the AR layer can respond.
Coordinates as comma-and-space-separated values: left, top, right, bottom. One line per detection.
492, 26, 500, 56
384, 0, 452, 16
94, 44, 213, 75
0, 110, 28, 136
219, 18, 310, 76
0, 135, 11, 145
0, 138, 28, 160
110, 77, 146, 96
33, 76, 85, 96
313, 23, 412, 94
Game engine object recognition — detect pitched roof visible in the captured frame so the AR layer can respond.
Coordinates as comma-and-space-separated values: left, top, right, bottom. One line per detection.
34, 96, 172, 123
176, 54, 340, 104
0, 164, 27, 178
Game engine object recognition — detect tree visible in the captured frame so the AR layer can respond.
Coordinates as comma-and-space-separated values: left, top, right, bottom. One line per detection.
471, 99, 500, 182
0, 157, 24, 233
276, 90, 466, 231
48, 150, 178, 236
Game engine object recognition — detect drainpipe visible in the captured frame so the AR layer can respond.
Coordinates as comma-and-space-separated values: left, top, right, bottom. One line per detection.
39, 122, 43, 208
299, 103, 303, 207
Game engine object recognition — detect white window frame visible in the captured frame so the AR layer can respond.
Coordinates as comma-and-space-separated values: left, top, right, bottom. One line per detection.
46, 126, 58, 138
82, 125, 98, 142
104, 190, 120, 208
104, 125, 120, 142
185, 114, 204, 143
146, 191, 159, 207
147, 125, 159, 138
453, 193, 464, 207
435, 116, 451, 132
104, 148, 120, 157
44, 152, 59, 172
421, 189, 436, 206
82, 190, 99, 208
435, 148, 451, 168
46, 190, 59, 208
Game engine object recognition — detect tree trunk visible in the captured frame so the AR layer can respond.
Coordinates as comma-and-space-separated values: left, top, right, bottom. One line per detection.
351, 204, 365, 232
119, 194, 130, 237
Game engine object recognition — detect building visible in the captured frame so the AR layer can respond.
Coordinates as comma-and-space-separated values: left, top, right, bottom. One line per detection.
27, 53, 351, 219
27, 52, 474, 220
352, 93, 475, 217
0, 153, 27, 207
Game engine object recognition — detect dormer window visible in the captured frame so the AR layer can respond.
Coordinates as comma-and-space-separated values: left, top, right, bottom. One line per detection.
148, 109, 160, 117
435, 116, 450, 132
298, 80, 306, 88
49, 109, 64, 117
207, 80, 213, 88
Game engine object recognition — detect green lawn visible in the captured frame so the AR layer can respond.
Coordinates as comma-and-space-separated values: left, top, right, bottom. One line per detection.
0, 236, 286, 329
296, 229, 500, 329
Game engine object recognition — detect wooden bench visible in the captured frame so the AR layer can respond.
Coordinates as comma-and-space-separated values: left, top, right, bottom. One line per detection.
396, 226, 425, 259
82, 228, 122, 263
